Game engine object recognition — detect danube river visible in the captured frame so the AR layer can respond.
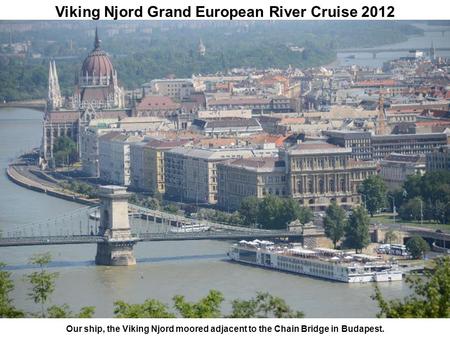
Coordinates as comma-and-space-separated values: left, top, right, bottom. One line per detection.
336, 23, 450, 68
0, 108, 410, 317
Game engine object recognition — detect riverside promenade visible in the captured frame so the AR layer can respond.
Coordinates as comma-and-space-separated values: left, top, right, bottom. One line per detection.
0, 99, 45, 111
6, 163, 98, 206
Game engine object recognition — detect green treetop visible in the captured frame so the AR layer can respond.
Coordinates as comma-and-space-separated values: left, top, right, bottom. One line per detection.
406, 236, 430, 259
323, 201, 347, 248
358, 175, 387, 216
372, 256, 450, 318
344, 206, 371, 253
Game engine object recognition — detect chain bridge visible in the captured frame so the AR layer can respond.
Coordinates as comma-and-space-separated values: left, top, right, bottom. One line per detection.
0, 186, 308, 265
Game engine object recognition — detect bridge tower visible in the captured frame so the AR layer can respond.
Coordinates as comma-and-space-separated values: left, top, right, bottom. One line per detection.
95, 185, 137, 266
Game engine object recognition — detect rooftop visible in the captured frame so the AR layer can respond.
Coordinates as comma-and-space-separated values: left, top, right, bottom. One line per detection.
286, 141, 351, 155
220, 157, 285, 172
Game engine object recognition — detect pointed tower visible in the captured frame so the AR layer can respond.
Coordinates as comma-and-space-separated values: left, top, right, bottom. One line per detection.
430, 41, 436, 61
375, 90, 387, 135
48, 60, 62, 110
198, 39, 206, 56
94, 26, 101, 50
52, 60, 61, 98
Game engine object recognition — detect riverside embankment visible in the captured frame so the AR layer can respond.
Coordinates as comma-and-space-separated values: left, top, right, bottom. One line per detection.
6, 163, 97, 206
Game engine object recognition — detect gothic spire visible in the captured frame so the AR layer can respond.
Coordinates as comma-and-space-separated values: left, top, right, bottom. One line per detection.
48, 60, 54, 99
94, 27, 100, 49
48, 59, 62, 110
52, 60, 61, 94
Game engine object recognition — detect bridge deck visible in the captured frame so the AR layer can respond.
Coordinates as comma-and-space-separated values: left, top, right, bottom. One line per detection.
0, 231, 308, 247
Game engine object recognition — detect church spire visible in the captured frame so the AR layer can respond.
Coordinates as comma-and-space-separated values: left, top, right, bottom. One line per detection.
48, 59, 62, 110
52, 60, 61, 95
94, 27, 100, 49
430, 40, 435, 61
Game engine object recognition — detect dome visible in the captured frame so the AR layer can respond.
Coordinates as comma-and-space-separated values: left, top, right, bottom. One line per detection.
81, 49, 114, 78
79, 29, 115, 84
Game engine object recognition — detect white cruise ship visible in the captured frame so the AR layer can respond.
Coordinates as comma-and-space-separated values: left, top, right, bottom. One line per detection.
228, 240, 403, 283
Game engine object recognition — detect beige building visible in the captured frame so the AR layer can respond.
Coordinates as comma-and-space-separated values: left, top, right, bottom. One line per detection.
80, 119, 119, 177
280, 141, 377, 210
380, 153, 426, 189
130, 138, 191, 194
165, 145, 279, 205
217, 157, 287, 211
144, 79, 194, 100
98, 132, 142, 186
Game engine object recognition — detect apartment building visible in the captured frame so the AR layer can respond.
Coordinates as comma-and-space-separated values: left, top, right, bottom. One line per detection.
164, 145, 278, 204
217, 157, 287, 210
98, 132, 142, 186
130, 138, 191, 194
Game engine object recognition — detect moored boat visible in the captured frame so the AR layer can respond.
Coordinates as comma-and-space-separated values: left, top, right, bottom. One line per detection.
228, 240, 403, 283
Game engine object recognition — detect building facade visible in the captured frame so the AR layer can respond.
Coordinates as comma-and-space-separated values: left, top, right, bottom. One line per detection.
145, 79, 194, 100
98, 132, 142, 186
164, 145, 279, 205
217, 157, 287, 211
80, 120, 119, 177
323, 130, 373, 160
426, 145, 450, 172
130, 139, 191, 194
280, 141, 377, 210
380, 153, 426, 188
371, 133, 448, 160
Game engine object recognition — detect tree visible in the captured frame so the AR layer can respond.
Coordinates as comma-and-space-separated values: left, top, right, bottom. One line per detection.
257, 195, 286, 229
398, 197, 423, 221
372, 256, 450, 318
229, 292, 304, 318
239, 196, 260, 227
0, 262, 24, 318
53, 136, 78, 167
143, 197, 160, 210
173, 289, 224, 318
401, 171, 450, 224
47, 304, 95, 318
358, 175, 387, 216
406, 236, 430, 259
25, 253, 59, 317
344, 206, 370, 253
163, 204, 179, 214
256, 196, 309, 230
384, 230, 398, 244
323, 201, 346, 248
183, 204, 197, 217
114, 299, 175, 318
294, 204, 313, 225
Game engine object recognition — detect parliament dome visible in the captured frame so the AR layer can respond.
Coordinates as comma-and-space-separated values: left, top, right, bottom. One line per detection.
79, 29, 115, 86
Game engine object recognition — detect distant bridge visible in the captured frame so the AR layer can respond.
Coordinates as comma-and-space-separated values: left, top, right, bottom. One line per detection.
338, 47, 450, 54
338, 47, 450, 59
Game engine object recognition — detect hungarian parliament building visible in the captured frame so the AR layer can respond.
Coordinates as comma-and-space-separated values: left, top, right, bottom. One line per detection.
41, 29, 130, 166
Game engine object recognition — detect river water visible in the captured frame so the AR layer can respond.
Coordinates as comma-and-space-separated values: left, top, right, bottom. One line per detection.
336, 23, 450, 68
0, 108, 410, 317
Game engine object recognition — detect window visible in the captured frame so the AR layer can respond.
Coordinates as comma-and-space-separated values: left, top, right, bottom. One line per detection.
308, 180, 314, 193
340, 179, 346, 192
319, 179, 325, 194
